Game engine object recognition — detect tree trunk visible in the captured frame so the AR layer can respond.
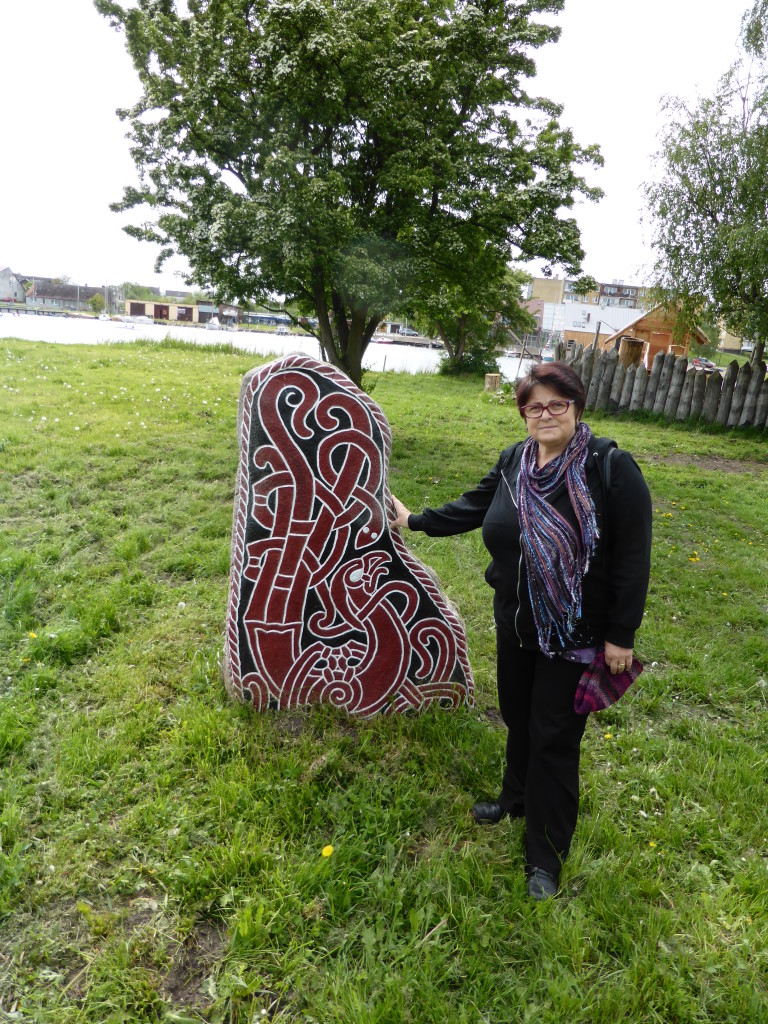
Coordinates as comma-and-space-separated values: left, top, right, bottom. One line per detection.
311, 287, 381, 387
618, 336, 644, 368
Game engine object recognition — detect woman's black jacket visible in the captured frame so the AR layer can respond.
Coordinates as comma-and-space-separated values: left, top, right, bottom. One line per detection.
407, 438, 652, 653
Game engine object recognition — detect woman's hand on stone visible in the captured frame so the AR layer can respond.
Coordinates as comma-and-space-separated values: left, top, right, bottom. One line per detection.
604, 641, 633, 675
389, 495, 412, 530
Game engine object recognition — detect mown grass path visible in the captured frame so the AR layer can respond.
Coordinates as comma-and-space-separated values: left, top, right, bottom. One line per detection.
1, 338, 767, 1022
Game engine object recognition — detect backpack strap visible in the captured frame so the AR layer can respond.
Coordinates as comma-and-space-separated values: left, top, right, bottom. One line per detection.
589, 437, 618, 539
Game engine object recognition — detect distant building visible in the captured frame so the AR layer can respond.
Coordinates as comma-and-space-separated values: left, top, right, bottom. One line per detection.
598, 280, 648, 309
124, 299, 241, 324
26, 281, 124, 313
520, 300, 644, 348
0, 267, 26, 303
526, 276, 648, 310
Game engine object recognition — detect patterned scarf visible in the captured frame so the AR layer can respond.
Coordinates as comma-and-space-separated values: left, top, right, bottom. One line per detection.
516, 421, 598, 656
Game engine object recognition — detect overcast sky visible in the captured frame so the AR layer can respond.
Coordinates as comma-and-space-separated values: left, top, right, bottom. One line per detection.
0, 0, 749, 292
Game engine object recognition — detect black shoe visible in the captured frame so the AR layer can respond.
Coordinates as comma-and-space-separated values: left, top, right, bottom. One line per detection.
526, 867, 559, 901
470, 801, 508, 824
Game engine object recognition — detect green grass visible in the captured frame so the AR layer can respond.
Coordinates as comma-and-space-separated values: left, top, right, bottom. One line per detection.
1, 337, 767, 1022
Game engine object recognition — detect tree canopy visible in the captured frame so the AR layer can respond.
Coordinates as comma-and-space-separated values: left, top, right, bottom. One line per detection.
743, 0, 768, 55
645, 59, 768, 360
97, 0, 601, 384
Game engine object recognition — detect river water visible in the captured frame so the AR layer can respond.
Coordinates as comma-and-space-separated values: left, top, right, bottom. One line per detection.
0, 312, 533, 379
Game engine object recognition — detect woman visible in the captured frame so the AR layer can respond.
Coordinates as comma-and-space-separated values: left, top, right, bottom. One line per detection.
390, 362, 652, 900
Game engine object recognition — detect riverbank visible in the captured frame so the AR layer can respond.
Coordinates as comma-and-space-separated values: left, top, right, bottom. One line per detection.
0, 315, 534, 379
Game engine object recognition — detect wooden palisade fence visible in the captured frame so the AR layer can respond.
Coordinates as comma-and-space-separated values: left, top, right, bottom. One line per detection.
552, 342, 768, 430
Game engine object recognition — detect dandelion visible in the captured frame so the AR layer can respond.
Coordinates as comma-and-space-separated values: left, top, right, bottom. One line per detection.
649, 841, 656, 848
321, 845, 334, 858
28, 631, 37, 639
603, 732, 612, 740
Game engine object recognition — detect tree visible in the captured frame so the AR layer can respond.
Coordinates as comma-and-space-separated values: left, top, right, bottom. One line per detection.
97, 0, 601, 385
89, 292, 106, 315
743, 0, 768, 56
645, 60, 768, 364
571, 274, 598, 299
417, 265, 535, 375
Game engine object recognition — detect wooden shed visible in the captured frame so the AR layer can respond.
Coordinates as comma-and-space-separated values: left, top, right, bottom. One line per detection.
599, 306, 710, 367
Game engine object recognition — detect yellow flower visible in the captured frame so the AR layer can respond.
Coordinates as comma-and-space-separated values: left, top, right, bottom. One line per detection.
649, 841, 656, 848
604, 732, 613, 740
28, 631, 37, 639
321, 845, 334, 858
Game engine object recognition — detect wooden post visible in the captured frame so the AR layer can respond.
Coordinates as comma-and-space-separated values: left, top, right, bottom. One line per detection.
484, 373, 501, 392
595, 349, 618, 410
727, 362, 751, 426
664, 356, 688, 418
738, 360, 765, 426
676, 366, 696, 421
581, 346, 596, 394
701, 369, 723, 422
629, 365, 649, 411
586, 351, 607, 410
643, 351, 665, 411
690, 368, 708, 419
652, 351, 677, 415
619, 364, 636, 411
754, 378, 768, 429
716, 361, 740, 425
608, 360, 627, 411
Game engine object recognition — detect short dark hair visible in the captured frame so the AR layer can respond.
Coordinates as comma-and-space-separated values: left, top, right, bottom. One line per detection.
515, 362, 586, 419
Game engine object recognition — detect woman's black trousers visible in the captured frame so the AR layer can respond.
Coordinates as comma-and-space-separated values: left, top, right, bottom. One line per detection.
495, 631, 589, 878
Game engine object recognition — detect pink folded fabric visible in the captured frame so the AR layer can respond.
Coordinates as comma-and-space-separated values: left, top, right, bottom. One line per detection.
573, 649, 643, 715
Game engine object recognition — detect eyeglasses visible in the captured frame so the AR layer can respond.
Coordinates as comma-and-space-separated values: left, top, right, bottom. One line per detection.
519, 399, 575, 420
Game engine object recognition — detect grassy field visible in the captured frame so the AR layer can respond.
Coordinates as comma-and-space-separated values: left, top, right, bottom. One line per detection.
1, 337, 767, 1023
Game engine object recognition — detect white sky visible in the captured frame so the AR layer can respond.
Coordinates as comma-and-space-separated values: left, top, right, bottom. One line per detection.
0, 0, 748, 292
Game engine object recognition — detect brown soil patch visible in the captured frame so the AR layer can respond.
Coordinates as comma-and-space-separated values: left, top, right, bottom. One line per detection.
641, 453, 767, 474
161, 921, 226, 1011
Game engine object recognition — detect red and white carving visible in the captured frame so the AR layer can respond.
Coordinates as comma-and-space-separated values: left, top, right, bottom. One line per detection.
223, 355, 473, 716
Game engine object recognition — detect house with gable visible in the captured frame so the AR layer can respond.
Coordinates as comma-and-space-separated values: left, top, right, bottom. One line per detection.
0, 267, 26, 304
599, 306, 710, 366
